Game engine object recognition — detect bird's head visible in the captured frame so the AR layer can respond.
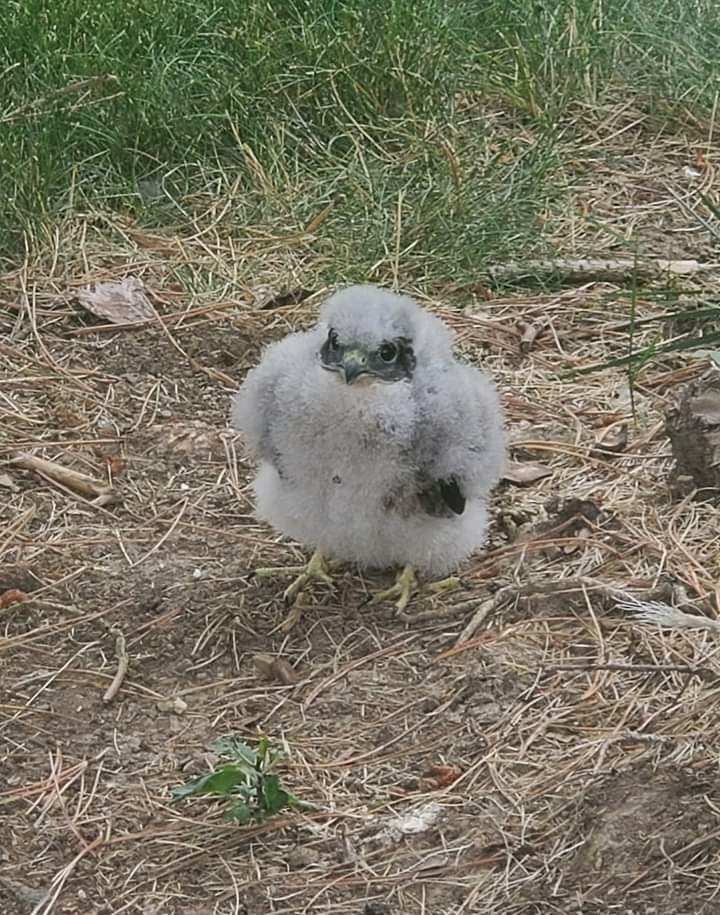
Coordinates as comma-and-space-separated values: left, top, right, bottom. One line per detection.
317, 285, 450, 386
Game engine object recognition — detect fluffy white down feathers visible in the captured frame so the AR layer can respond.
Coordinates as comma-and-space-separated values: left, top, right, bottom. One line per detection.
231, 285, 506, 576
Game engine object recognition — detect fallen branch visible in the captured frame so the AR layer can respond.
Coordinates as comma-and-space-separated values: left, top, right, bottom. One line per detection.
11, 452, 117, 505
485, 256, 711, 285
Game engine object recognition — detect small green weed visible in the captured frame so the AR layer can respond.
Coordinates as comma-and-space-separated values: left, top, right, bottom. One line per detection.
172, 734, 300, 824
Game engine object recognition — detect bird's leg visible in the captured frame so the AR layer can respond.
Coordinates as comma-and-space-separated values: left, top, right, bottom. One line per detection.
255, 548, 339, 633
368, 567, 462, 613
254, 548, 337, 606
368, 564, 419, 612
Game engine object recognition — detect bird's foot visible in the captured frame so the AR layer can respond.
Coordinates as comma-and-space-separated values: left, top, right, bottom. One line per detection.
283, 549, 337, 606
368, 564, 419, 612
426, 575, 461, 597
255, 548, 336, 604
368, 567, 462, 614
254, 549, 338, 632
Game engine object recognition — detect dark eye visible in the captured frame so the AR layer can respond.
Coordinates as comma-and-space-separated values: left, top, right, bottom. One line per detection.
327, 329, 339, 350
379, 342, 398, 363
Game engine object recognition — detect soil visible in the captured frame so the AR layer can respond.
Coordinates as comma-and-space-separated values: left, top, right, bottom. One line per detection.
3, 279, 720, 915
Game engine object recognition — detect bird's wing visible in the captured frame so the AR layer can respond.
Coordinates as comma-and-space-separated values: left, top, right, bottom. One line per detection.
230, 331, 314, 471
410, 361, 506, 516
416, 475, 467, 517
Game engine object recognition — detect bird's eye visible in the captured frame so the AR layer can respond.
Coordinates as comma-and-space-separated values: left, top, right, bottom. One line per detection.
327, 329, 339, 350
379, 342, 398, 363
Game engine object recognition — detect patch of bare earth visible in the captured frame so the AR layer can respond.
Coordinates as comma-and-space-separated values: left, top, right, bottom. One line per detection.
3, 132, 720, 914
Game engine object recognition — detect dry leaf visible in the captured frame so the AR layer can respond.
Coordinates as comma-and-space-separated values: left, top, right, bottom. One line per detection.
106, 455, 127, 475
592, 422, 628, 456
518, 319, 547, 354
503, 461, 553, 485
76, 276, 154, 324
562, 527, 591, 555
422, 763, 462, 788
253, 653, 299, 684
252, 285, 313, 310
0, 589, 29, 609
145, 421, 228, 464
375, 802, 443, 843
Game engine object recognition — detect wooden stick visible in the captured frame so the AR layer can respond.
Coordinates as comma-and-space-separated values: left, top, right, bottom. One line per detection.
485, 256, 710, 284
11, 452, 116, 503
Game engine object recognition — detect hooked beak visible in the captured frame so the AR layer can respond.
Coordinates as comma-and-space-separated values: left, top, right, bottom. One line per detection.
340, 350, 370, 384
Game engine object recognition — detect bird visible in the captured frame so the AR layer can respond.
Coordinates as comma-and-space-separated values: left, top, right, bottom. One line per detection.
231, 284, 506, 624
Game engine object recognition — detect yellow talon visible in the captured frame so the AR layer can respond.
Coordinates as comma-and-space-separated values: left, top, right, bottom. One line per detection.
369, 564, 419, 612
369, 567, 461, 613
254, 549, 337, 631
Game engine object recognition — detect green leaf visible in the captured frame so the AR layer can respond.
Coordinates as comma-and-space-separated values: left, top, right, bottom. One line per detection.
256, 733, 270, 767
171, 734, 301, 824
171, 763, 247, 800
210, 735, 258, 767
225, 801, 252, 824
260, 774, 290, 815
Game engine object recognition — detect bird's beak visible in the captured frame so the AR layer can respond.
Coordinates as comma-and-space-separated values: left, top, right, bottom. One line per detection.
340, 350, 370, 384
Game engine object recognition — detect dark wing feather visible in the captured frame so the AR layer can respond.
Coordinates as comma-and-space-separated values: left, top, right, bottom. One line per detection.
417, 475, 466, 517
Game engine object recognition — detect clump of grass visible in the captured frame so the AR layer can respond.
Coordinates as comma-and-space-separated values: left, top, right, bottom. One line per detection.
172, 734, 300, 824
2, 0, 475, 257
4, 0, 720, 283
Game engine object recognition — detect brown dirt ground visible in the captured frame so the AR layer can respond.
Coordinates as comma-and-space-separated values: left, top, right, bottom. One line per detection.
3, 123, 720, 915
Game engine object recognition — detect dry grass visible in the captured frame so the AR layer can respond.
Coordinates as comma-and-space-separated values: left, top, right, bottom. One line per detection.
2, 118, 720, 915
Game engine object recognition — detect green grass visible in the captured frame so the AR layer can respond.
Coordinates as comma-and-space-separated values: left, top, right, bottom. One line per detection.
2, 0, 720, 279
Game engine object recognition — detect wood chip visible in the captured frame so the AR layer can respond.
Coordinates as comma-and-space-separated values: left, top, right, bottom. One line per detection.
76, 276, 155, 324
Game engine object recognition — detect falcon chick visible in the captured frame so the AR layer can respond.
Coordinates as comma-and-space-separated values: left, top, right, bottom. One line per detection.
231, 285, 506, 621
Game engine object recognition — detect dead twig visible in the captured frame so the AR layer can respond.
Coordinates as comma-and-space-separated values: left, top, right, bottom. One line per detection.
10, 452, 117, 504
546, 662, 709, 676
453, 589, 511, 646
103, 630, 129, 703
485, 256, 709, 284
